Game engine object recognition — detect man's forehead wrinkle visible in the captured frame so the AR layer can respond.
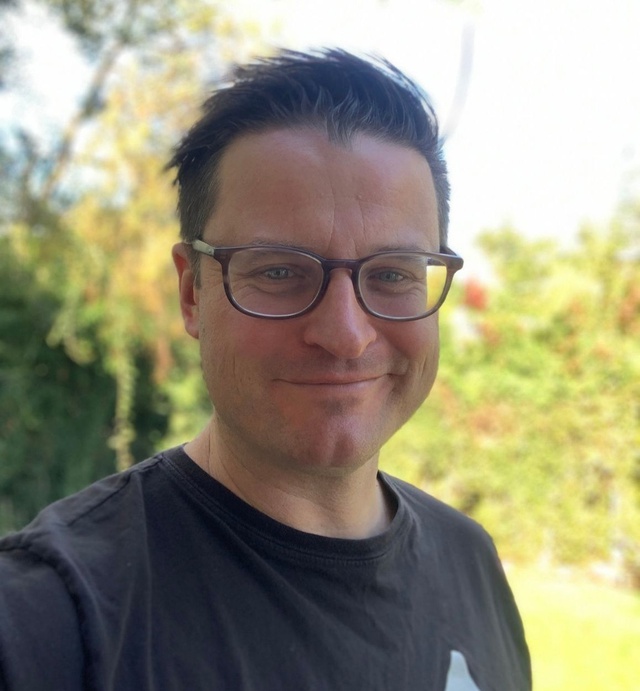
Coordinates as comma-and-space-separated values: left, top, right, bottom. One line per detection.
208, 128, 438, 257
323, 153, 345, 254
352, 196, 370, 252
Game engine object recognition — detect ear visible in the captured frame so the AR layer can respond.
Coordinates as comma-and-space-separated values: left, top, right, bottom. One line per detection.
172, 243, 200, 340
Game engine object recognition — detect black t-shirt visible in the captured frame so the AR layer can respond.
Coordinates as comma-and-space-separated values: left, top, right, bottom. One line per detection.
0, 446, 531, 690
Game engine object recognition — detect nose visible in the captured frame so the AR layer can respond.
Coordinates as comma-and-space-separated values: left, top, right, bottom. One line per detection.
301, 270, 377, 358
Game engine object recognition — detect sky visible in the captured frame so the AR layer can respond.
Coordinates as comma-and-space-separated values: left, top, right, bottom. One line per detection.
3, 0, 640, 273
263, 0, 640, 268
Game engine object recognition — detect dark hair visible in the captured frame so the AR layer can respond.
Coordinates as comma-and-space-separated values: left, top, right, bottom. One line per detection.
168, 48, 450, 256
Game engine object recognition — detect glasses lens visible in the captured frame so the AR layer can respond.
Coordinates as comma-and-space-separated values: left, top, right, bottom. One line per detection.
227, 248, 324, 316
359, 253, 448, 319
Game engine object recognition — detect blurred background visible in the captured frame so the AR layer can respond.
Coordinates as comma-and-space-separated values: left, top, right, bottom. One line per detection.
1, 0, 638, 687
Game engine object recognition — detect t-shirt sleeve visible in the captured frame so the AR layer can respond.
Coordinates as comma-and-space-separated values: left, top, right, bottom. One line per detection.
0, 548, 84, 691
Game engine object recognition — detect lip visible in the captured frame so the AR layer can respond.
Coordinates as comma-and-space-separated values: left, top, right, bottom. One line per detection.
280, 376, 385, 387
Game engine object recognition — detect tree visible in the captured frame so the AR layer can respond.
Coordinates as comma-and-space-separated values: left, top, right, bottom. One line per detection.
0, 0, 269, 532
0, 235, 171, 530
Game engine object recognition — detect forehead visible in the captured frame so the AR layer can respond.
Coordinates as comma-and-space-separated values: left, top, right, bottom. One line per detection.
207, 127, 439, 251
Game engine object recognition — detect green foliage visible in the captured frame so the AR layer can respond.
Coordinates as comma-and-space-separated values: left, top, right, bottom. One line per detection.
0, 238, 169, 531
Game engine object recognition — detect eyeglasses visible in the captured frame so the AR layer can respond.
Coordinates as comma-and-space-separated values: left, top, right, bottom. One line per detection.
188, 239, 464, 321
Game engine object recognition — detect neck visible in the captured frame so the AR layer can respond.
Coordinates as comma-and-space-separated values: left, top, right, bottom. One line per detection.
184, 421, 393, 539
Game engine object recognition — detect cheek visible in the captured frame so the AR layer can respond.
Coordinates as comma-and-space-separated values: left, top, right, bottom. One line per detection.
198, 296, 244, 389
397, 316, 439, 360
200, 308, 282, 386
398, 317, 440, 391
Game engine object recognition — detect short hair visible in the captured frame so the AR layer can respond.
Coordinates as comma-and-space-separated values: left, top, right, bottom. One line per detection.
168, 48, 450, 260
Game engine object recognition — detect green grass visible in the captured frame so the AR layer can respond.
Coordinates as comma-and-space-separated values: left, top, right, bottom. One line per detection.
508, 567, 640, 690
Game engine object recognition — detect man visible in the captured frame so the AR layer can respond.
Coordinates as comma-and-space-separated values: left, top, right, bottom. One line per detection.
0, 49, 531, 690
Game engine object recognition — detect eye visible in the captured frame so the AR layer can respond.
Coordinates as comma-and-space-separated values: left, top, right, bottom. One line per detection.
361, 256, 428, 298
262, 266, 296, 280
374, 270, 407, 283
236, 260, 317, 296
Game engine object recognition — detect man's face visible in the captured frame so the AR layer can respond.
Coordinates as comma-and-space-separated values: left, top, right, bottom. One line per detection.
175, 128, 441, 476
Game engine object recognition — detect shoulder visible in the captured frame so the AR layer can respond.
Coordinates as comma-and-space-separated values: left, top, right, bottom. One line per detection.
382, 473, 518, 631
33, 452, 167, 528
0, 447, 183, 604
0, 548, 84, 689
0, 449, 177, 552
383, 473, 531, 689
383, 472, 495, 550
0, 447, 185, 689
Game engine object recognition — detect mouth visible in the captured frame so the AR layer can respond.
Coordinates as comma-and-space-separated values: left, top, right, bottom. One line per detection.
283, 374, 385, 386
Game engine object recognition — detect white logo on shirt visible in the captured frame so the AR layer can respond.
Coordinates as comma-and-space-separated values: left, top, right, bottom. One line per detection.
444, 650, 481, 691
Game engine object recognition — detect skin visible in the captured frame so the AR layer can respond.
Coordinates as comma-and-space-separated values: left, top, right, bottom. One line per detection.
173, 128, 441, 538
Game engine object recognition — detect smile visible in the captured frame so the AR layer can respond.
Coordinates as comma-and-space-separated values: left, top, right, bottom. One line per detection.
282, 375, 385, 386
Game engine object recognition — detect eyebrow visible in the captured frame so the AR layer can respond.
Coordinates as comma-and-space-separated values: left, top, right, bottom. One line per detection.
236, 237, 436, 254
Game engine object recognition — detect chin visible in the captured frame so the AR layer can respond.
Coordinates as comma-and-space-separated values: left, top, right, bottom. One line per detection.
280, 426, 388, 475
